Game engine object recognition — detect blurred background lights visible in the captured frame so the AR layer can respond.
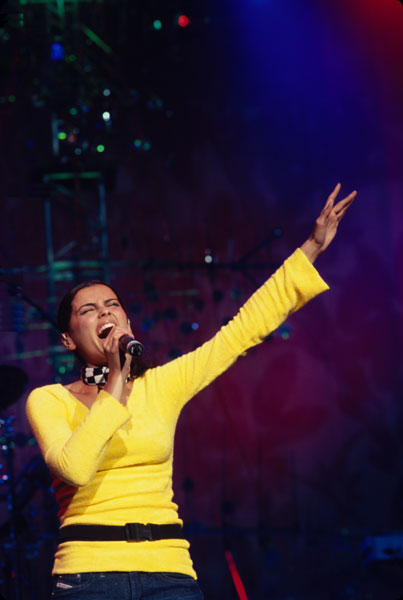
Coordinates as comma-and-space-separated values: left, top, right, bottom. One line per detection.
143, 141, 151, 151
102, 111, 111, 121
204, 254, 213, 264
103, 88, 111, 97
133, 139, 142, 148
178, 14, 190, 28
153, 19, 162, 30
51, 42, 65, 61
96, 144, 105, 153
57, 132, 67, 140
277, 323, 291, 340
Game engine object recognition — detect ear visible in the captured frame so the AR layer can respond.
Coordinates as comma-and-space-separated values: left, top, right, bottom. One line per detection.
61, 332, 77, 351
127, 319, 134, 337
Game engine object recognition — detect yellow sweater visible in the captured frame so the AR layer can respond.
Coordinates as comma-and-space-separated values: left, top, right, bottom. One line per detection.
26, 249, 329, 578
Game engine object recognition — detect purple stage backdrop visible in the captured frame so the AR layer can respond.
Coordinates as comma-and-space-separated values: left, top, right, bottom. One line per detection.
0, 0, 402, 598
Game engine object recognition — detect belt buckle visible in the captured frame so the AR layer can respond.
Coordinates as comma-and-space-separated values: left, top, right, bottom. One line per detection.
125, 522, 153, 542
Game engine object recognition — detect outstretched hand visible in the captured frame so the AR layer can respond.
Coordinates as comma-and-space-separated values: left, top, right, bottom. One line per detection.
301, 183, 357, 263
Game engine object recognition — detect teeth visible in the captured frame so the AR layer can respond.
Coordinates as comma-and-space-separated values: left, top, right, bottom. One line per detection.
98, 323, 115, 338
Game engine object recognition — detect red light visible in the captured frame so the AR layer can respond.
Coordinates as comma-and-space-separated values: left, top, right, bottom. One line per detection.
225, 551, 249, 600
178, 14, 190, 28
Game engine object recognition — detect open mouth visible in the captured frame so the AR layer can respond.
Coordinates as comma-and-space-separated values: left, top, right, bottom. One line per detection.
97, 323, 115, 339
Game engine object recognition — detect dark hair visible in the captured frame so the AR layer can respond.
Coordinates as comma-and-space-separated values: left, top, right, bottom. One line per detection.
57, 280, 150, 379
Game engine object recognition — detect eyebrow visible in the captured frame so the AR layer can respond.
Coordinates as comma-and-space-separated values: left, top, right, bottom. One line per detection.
77, 298, 119, 311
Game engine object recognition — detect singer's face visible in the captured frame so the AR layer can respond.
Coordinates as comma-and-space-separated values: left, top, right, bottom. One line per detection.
64, 284, 129, 366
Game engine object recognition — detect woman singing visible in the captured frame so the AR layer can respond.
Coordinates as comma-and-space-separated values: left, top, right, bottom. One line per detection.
26, 184, 356, 599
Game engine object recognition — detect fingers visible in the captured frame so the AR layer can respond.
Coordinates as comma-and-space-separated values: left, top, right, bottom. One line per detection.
102, 326, 133, 353
334, 190, 357, 217
323, 183, 341, 211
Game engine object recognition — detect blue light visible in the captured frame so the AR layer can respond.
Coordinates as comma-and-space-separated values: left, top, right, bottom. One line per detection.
51, 43, 65, 62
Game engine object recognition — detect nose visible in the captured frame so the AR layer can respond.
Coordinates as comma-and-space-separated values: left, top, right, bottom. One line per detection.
99, 305, 111, 318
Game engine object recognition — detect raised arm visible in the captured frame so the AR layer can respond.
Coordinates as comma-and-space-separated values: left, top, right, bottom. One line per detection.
148, 183, 357, 416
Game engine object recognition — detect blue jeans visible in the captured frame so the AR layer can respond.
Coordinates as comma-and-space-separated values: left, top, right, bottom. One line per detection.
51, 571, 204, 600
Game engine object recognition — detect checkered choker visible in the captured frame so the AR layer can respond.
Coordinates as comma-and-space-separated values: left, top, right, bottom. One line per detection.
81, 365, 109, 386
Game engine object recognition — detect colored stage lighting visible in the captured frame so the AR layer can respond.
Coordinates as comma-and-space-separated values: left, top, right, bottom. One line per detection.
102, 111, 111, 121
51, 42, 65, 61
178, 14, 190, 28
57, 132, 67, 140
96, 144, 105, 153
153, 19, 162, 30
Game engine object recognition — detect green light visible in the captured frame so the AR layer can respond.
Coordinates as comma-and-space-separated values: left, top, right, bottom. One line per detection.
65, 54, 77, 63
57, 132, 67, 140
44, 171, 101, 182
58, 366, 66, 374
97, 144, 105, 153
133, 139, 142, 148
143, 141, 151, 151
8, 95, 16, 103
153, 19, 162, 30
69, 107, 78, 116
81, 25, 113, 55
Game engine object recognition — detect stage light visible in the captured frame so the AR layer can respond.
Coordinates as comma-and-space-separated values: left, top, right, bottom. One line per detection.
74, 148, 82, 155
204, 255, 213, 264
96, 144, 105, 153
103, 88, 111, 97
102, 111, 111, 121
133, 139, 142, 148
143, 141, 151, 151
178, 14, 190, 28
69, 107, 78, 116
57, 132, 67, 140
51, 42, 65, 61
278, 323, 291, 340
153, 19, 162, 30
191, 322, 199, 331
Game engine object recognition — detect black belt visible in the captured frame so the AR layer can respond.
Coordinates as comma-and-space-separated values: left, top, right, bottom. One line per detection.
59, 523, 183, 543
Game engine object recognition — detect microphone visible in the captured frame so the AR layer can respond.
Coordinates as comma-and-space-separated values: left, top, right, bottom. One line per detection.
118, 335, 144, 357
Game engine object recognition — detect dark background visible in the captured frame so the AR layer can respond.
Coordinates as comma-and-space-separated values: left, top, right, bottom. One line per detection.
0, 0, 403, 598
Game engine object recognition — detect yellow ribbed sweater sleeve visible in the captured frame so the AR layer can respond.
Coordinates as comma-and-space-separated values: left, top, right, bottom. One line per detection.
26, 389, 131, 487
148, 248, 330, 412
